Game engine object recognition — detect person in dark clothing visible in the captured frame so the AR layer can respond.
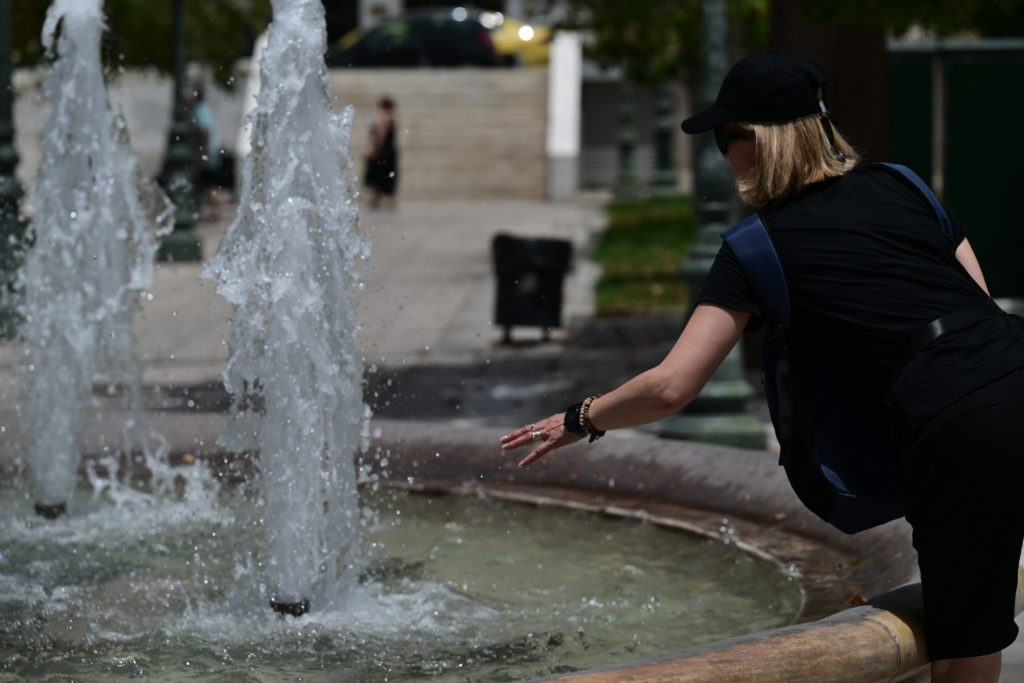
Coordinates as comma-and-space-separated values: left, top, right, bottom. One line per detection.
500, 50, 1024, 683
364, 95, 398, 210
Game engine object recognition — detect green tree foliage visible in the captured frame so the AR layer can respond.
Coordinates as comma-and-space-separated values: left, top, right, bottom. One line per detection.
546, 0, 1022, 86
550, 0, 769, 84
12, 0, 272, 88
800, 0, 1024, 37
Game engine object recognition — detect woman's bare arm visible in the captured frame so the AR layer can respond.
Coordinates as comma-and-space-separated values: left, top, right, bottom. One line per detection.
501, 304, 750, 467
955, 238, 990, 295
586, 303, 749, 429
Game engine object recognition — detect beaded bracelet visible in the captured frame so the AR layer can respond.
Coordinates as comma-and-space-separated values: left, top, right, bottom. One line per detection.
580, 394, 606, 442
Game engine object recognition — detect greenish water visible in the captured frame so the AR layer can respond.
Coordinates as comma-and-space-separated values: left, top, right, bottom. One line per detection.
0, 485, 801, 681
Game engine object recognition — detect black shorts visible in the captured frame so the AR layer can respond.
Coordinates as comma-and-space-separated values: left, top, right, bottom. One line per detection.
902, 367, 1024, 660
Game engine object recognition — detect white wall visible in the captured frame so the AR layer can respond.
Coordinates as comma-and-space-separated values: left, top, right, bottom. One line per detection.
545, 31, 582, 198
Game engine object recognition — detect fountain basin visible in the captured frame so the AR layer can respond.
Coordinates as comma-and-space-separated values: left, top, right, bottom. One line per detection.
2, 413, 970, 681
364, 419, 917, 623
4, 410, 917, 621
1, 413, 807, 680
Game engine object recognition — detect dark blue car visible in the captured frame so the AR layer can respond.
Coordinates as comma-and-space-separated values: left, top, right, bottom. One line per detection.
326, 7, 499, 67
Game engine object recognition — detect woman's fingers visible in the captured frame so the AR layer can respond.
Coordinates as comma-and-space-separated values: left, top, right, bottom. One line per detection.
518, 442, 553, 468
499, 424, 532, 447
500, 416, 559, 451
517, 431, 583, 467
499, 425, 535, 451
499, 416, 583, 468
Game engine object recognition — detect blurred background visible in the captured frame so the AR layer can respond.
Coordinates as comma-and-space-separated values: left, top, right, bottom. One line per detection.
5, 0, 1024, 298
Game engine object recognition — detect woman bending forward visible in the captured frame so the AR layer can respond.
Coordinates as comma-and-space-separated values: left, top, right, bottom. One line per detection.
502, 50, 1024, 683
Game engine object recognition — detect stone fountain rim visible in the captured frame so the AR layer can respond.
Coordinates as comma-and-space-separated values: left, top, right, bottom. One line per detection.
362, 417, 918, 626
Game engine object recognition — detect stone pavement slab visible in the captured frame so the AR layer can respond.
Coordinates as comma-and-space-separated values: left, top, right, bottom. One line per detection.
0, 196, 606, 401
353, 198, 604, 366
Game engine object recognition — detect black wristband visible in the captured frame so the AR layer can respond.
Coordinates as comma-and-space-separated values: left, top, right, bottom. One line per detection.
563, 402, 588, 436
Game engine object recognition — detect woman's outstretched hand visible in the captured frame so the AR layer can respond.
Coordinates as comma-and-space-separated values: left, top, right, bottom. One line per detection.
500, 413, 583, 468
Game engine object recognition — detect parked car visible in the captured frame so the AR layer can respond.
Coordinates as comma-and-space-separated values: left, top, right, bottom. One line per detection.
488, 14, 551, 66
325, 7, 498, 67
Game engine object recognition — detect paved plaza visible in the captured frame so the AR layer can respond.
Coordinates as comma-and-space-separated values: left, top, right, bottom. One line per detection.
131, 197, 607, 386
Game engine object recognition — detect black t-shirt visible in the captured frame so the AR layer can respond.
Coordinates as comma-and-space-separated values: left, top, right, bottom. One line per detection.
698, 164, 1024, 427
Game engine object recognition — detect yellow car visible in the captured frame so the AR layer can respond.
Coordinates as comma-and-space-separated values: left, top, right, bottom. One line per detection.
327, 8, 550, 68
481, 11, 552, 66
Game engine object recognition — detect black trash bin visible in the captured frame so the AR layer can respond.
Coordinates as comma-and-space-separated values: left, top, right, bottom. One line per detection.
491, 233, 572, 343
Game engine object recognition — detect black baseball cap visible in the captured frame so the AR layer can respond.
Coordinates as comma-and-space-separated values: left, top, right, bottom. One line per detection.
681, 50, 829, 134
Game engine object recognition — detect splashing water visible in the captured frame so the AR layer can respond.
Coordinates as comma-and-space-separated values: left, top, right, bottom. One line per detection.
18, 0, 173, 511
202, 0, 370, 612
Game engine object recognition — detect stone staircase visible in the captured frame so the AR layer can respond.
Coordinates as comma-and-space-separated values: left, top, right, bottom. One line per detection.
329, 68, 548, 199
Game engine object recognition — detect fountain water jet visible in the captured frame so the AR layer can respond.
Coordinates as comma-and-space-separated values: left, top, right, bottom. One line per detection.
202, 0, 370, 615
19, 0, 172, 516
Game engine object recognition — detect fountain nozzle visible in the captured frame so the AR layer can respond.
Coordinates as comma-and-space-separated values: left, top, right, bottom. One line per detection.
34, 502, 67, 519
270, 597, 310, 617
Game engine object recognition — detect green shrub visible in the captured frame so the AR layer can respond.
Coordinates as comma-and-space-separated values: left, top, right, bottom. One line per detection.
592, 195, 696, 316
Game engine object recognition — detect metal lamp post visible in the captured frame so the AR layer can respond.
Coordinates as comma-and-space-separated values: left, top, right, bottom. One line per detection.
658, 0, 764, 448
652, 83, 677, 195
614, 80, 638, 201
0, 0, 25, 336
158, 0, 202, 262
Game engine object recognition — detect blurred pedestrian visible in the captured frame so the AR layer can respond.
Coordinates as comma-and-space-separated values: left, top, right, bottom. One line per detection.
190, 83, 223, 221
501, 50, 1024, 683
364, 96, 399, 210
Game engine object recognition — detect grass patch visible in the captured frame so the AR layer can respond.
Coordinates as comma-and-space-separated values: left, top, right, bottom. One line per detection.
592, 195, 696, 316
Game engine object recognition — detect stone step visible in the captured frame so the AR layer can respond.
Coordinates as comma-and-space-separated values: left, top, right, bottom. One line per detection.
329, 68, 549, 199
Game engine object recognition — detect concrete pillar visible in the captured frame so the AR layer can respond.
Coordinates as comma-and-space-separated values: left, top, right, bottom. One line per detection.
546, 31, 581, 200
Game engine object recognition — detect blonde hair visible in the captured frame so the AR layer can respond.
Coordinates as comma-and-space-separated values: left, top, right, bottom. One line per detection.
735, 114, 859, 208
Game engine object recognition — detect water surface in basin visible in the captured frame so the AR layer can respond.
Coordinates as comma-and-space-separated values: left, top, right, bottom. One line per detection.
0, 485, 801, 681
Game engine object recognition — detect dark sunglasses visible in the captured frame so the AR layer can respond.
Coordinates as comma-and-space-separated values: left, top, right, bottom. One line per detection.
714, 128, 752, 155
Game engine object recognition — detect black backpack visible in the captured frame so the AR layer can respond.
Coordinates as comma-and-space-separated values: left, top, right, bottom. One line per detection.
721, 163, 953, 533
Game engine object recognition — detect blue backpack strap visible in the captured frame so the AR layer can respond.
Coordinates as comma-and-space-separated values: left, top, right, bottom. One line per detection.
721, 214, 791, 330
876, 162, 953, 238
